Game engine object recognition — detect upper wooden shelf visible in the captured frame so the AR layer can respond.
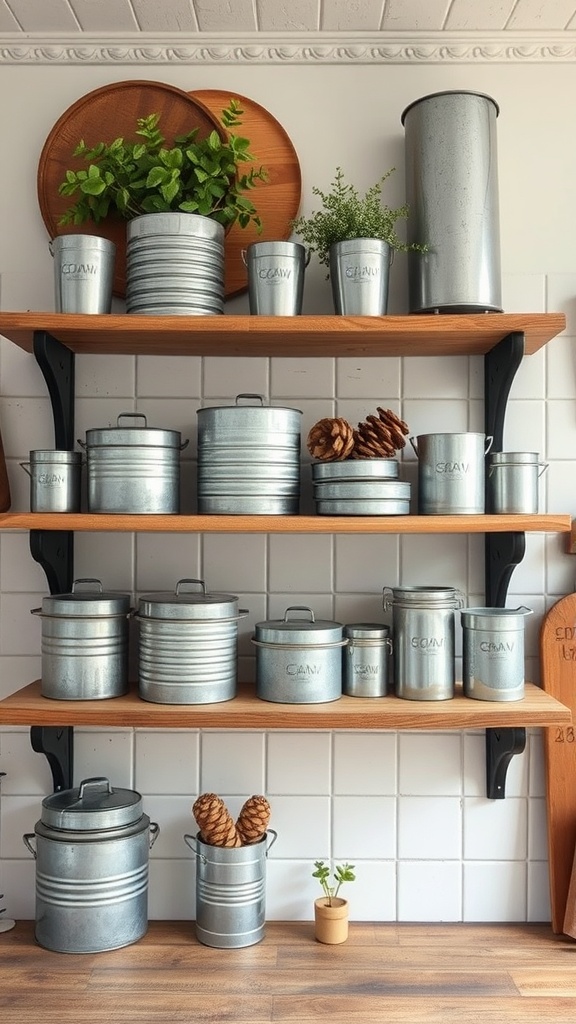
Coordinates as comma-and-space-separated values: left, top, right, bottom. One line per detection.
0, 680, 569, 730
0, 513, 572, 534
0, 312, 566, 358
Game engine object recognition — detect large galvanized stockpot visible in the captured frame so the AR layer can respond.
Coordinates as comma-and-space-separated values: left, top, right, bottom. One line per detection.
23, 777, 159, 953
252, 606, 346, 703
136, 578, 248, 704
81, 412, 188, 514
31, 578, 132, 700
197, 394, 302, 515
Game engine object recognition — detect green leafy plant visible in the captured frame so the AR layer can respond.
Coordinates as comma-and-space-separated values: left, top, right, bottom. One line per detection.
57, 99, 267, 231
312, 860, 356, 906
291, 167, 427, 271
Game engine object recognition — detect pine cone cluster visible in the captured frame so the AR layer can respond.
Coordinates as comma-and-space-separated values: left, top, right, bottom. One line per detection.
306, 417, 354, 461
307, 408, 409, 462
192, 793, 271, 848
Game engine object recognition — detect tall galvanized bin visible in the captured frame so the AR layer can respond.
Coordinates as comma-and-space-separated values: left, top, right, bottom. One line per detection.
402, 90, 502, 313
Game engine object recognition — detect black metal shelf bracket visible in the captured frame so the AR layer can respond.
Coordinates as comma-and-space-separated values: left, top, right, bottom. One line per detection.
30, 330, 76, 791
484, 331, 527, 799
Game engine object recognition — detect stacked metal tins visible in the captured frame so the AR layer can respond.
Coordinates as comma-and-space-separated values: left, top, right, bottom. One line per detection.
135, 578, 247, 704
252, 606, 346, 703
197, 395, 302, 514
126, 213, 225, 315
312, 459, 410, 515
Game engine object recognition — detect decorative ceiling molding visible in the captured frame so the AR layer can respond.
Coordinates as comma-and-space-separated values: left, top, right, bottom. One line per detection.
1, 32, 576, 65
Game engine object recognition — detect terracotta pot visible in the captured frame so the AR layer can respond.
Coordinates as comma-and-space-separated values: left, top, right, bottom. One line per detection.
313, 897, 349, 944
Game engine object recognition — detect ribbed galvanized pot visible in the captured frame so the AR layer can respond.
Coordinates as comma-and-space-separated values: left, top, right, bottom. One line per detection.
252, 606, 346, 703
23, 777, 159, 953
184, 830, 277, 948
461, 606, 533, 701
383, 586, 464, 701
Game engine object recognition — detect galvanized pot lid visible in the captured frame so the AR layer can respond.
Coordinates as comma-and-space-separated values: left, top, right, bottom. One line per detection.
41, 777, 143, 830
254, 605, 343, 644
344, 622, 390, 639
38, 578, 131, 617
84, 412, 183, 449
137, 578, 240, 620
487, 451, 540, 465
461, 606, 533, 629
30, 449, 82, 464
197, 393, 302, 418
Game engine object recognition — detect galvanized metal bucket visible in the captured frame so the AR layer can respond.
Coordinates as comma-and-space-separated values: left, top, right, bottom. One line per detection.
81, 413, 188, 514
383, 585, 465, 701
126, 213, 225, 316
23, 777, 159, 953
461, 606, 533, 701
243, 241, 309, 315
20, 450, 82, 512
329, 239, 393, 315
252, 606, 346, 703
487, 451, 547, 514
410, 432, 493, 514
343, 623, 392, 697
31, 578, 132, 700
402, 90, 502, 313
136, 579, 248, 704
183, 830, 277, 948
50, 233, 116, 314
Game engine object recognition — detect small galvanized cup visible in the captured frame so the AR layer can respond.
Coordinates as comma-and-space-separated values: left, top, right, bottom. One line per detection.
20, 450, 82, 512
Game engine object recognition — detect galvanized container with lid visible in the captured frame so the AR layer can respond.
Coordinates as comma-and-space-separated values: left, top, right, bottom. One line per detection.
197, 394, 302, 515
20, 449, 82, 512
81, 412, 188, 514
343, 623, 392, 697
383, 585, 464, 700
486, 451, 547, 514
252, 605, 346, 703
23, 776, 159, 953
31, 578, 131, 700
136, 578, 247, 705
461, 606, 533, 701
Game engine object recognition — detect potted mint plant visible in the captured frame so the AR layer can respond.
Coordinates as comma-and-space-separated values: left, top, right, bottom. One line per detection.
312, 859, 356, 944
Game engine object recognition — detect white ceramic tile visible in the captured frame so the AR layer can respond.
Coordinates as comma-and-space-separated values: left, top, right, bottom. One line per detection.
468, 399, 484, 432
267, 733, 331, 794
463, 733, 528, 798
1, 795, 41, 857
467, 534, 484, 595
137, 355, 201, 398
398, 734, 462, 796
203, 533, 267, 593
333, 796, 396, 858
0, 533, 47, 591
203, 357, 268, 398
75, 354, 135, 398
398, 797, 461, 859
503, 400, 545, 454
0, 592, 44, 656
463, 862, 527, 922
141, 795, 194, 859
0, 731, 52, 794
236, 592, 267, 657
545, 461, 576, 522
133, 398, 199, 453
0, 860, 35, 920
73, 730, 134, 789
270, 358, 334, 398
200, 732, 265, 794
3, 457, 28, 512
266, 592, 335, 622
547, 400, 576, 459
508, 347, 546, 400
397, 861, 462, 921
403, 355, 469, 399
74, 533, 135, 590
502, 272, 546, 314
265, 859, 321, 921
508, 593, 544, 660
527, 860, 551, 923
334, 535, 399, 593
0, 338, 46, 397
346, 860, 397, 921
334, 593, 390, 626
463, 797, 527, 859
0, 269, 53, 314
402, 401, 469, 446
148, 859, 195, 921
135, 534, 201, 591
0, 397, 53, 457
265, 796, 330, 859
135, 732, 199, 795
399, 533, 468, 593
547, 336, 576, 399
268, 534, 333, 592
469, 355, 483, 401
335, 357, 401, 399
0, 657, 40, 699
529, 732, 546, 797
333, 733, 397, 795
547, 273, 576, 331
506, 535, 545, 595
528, 797, 549, 862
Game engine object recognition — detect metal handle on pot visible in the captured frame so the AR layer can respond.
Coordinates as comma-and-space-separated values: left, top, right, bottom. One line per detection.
266, 829, 278, 855
539, 462, 549, 479
23, 833, 37, 858
382, 587, 393, 612
78, 776, 112, 801
484, 435, 494, 455
183, 832, 207, 863
117, 413, 148, 428
149, 822, 160, 849
72, 578, 104, 594
235, 394, 265, 407
283, 605, 315, 623
175, 578, 206, 596
409, 437, 418, 458
19, 462, 31, 477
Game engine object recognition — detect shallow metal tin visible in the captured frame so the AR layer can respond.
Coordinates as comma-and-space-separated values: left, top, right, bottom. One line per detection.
313, 481, 410, 500
312, 459, 399, 481
198, 495, 299, 515
315, 498, 410, 516
41, 777, 143, 831
137, 579, 240, 621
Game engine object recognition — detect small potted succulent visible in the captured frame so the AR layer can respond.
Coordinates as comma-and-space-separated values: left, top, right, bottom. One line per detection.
312, 859, 356, 944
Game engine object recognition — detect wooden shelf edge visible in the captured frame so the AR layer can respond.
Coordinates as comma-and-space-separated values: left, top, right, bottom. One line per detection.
0, 681, 570, 730
569, 518, 576, 554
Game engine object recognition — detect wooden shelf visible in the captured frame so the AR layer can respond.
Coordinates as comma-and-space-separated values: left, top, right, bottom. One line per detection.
0, 311, 566, 358
0, 513, 572, 534
0, 680, 569, 730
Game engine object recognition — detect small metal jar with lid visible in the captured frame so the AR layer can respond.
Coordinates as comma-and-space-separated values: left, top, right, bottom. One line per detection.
343, 623, 392, 697
486, 451, 547, 514
252, 605, 347, 703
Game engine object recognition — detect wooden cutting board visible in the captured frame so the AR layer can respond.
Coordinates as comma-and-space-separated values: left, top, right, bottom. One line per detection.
541, 592, 576, 932
0, 425, 10, 512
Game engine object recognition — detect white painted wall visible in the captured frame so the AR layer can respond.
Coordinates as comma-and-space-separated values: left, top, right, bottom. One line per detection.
1, 56, 575, 924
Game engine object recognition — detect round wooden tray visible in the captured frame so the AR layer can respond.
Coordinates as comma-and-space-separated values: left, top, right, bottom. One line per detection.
36, 80, 222, 298
189, 90, 302, 298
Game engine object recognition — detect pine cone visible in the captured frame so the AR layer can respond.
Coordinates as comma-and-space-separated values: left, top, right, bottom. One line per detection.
192, 793, 241, 848
236, 795, 271, 845
352, 407, 410, 458
376, 407, 410, 450
307, 417, 355, 461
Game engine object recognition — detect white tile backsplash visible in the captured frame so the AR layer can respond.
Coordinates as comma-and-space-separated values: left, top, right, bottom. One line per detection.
398, 797, 462, 860
463, 862, 527, 922
398, 734, 462, 796
463, 798, 528, 860
200, 732, 265, 794
333, 795, 396, 858
398, 861, 462, 921
267, 732, 331, 794
333, 733, 397, 795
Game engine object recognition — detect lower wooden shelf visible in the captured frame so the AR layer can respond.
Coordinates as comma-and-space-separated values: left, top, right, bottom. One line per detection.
0, 680, 570, 730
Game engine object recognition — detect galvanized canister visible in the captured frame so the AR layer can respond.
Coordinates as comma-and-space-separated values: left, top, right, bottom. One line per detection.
383, 586, 464, 700
343, 623, 392, 697
23, 777, 159, 953
50, 233, 116, 314
401, 90, 502, 313
312, 459, 399, 482
410, 432, 493, 514
487, 452, 547, 514
329, 239, 392, 315
183, 830, 277, 948
126, 213, 225, 316
31, 578, 131, 700
252, 606, 346, 703
20, 449, 82, 512
197, 394, 302, 515
461, 606, 533, 701
244, 241, 309, 315
136, 578, 247, 704
82, 412, 187, 514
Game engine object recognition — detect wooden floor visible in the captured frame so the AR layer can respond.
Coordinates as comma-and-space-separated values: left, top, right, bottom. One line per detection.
2, 920, 576, 1023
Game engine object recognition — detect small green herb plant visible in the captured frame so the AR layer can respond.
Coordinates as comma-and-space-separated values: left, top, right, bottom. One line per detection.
57, 99, 267, 231
291, 167, 427, 271
313, 860, 356, 906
